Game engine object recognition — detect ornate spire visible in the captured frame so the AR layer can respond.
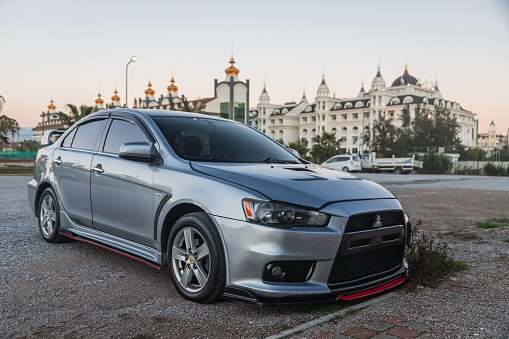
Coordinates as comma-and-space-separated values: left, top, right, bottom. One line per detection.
145, 81, 155, 96
225, 56, 240, 77
111, 89, 121, 102
47, 98, 56, 111
95, 92, 104, 105
167, 75, 178, 93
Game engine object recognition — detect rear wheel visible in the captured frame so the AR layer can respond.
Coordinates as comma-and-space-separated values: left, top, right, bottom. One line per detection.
342, 166, 349, 172
394, 167, 403, 175
38, 188, 69, 243
167, 212, 225, 303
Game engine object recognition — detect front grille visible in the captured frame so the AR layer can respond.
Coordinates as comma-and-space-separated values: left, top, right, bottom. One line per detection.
345, 211, 405, 233
328, 245, 404, 284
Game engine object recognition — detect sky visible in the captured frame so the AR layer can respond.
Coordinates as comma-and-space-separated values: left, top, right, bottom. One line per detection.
0, 0, 508, 133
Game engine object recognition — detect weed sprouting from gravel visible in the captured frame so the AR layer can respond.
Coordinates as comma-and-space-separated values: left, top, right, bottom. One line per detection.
477, 217, 509, 229
502, 238, 509, 243
406, 219, 468, 286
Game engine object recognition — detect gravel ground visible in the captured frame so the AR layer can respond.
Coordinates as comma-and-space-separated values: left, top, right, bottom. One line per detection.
1, 175, 508, 338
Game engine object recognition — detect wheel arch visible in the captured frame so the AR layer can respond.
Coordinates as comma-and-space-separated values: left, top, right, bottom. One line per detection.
160, 203, 207, 256
34, 181, 54, 215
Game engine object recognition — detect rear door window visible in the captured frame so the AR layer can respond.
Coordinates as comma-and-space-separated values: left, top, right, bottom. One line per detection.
103, 119, 150, 154
60, 128, 77, 148
70, 120, 105, 151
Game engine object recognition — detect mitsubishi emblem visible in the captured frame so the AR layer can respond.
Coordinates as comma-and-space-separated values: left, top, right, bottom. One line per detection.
372, 214, 382, 228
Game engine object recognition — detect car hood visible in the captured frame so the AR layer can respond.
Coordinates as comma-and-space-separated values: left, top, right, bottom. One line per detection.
190, 162, 395, 209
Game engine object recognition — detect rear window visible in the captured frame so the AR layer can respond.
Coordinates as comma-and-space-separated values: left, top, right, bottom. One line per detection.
352, 155, 359, 161
69, 120, 105, 151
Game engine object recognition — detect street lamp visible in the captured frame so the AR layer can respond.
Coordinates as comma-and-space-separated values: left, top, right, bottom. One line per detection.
126, 56, 137, 108
360, 93, 369, 154
472, 117, 479, 173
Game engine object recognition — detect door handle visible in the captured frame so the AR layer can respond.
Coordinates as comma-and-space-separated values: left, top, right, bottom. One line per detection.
53, 157, 62, 165
91, 166, 104, 174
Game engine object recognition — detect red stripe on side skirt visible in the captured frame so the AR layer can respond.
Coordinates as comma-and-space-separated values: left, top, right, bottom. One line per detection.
59, 232, 161, 270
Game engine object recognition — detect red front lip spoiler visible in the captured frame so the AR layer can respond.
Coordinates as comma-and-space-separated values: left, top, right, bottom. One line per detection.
337, 277, 406, 301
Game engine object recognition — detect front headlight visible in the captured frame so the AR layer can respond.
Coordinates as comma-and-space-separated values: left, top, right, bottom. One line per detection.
242, 199, 330, 227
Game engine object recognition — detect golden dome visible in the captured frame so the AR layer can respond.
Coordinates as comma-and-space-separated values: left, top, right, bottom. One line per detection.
167, 77, 178, 93
145, 81, 155, 96
111, 89, 121, 102
225, 57, 239, 77
95, 92, 104, 105
48, 99, 56, 111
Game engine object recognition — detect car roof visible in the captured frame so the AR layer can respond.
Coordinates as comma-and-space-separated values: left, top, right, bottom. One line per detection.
84, 109, 225, 121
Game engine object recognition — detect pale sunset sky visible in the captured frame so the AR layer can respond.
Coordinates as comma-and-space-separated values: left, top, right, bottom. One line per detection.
0, 0, 508, 133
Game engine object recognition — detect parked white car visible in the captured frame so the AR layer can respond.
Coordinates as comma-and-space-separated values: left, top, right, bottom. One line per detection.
321, 154, 362, 172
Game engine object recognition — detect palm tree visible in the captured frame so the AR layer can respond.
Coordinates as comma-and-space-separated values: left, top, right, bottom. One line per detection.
287, 138, 310, 160
0, 114, 20, 152
310, 131, 344, 164
66, 104, 94, 123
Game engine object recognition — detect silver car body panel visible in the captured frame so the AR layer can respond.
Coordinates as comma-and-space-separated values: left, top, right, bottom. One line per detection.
28, 109, 408, 303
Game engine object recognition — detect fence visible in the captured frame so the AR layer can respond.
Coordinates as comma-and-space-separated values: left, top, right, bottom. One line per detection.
0, 151, 38, 160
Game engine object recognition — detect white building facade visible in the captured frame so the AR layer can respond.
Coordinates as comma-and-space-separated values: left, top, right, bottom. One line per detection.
249, 63, 477, 153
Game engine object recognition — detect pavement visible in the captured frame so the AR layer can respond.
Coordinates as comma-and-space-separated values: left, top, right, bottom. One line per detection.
1, 174, 508, 338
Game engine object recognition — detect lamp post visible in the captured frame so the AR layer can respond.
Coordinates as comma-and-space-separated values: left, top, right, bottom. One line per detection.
472, 117, 479, 173
125, 56, 137, 108
360, 93, 369, 155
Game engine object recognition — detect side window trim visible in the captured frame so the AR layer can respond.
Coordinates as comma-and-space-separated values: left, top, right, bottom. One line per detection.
59, 126, 78, 149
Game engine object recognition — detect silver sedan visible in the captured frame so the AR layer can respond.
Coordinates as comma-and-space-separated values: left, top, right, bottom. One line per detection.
28, 109, 410, 304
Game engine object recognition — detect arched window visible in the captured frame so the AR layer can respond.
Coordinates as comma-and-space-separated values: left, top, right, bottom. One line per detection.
334, 103, 342, 109
282, 108, 288, 114
342, 127, 347, 136
305, 106, 313, 112
311, 129, 316, 137
279, 130, 284, 139
271, 130, 276, 138
355, 101, 364, 108
344, 102, 353, 109
391, 98, 400, 105
352, 126, 359, 134
403, 96, 413, 104
331, 127, 337, 135
302, 129, 308, 138
274, 109, 280, 114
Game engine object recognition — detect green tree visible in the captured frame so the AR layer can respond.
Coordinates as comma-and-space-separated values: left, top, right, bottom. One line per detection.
18, 139, 41, 152
371, 116, 399, 156
310, 131, 343, 163
287, 138, 310, 159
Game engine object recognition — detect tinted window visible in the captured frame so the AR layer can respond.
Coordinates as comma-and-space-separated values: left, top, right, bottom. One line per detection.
103, 119, 150, 154
151, 116, 299, 163
60, 128, 77, 148
71, 120, 105, 151
338, 157, 348, 162
352, 155, 359, 161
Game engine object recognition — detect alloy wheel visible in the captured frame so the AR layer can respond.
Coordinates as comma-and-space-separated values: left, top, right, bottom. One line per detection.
40, 194, 57, 237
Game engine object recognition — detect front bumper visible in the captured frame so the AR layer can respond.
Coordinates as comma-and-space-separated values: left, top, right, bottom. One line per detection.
212, 199, 409, 304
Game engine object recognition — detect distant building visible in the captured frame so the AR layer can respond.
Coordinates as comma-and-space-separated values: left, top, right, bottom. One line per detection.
137, 57, 249, 123
249, 62, 477, 153
32, 99, 67, 143
478, 121, 507, 148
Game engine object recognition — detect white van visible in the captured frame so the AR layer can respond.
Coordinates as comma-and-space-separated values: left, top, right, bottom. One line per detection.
321, 154, 362, 172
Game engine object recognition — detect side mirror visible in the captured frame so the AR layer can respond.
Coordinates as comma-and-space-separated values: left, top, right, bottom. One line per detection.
119, 142, 157, 163
41, 130, 65, 146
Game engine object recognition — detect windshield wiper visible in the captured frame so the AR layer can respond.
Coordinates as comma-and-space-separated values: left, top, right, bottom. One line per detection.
262, 157, 299, 164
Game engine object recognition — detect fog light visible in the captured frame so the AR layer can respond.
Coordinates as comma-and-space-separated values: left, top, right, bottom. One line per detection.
271, 266, 282, 277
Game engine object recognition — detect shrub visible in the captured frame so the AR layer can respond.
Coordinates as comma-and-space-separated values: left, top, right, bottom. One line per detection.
477, 217, 509, 229
406, 220, 467, 286
420, 152, 453, 174
483, 163, 507, 176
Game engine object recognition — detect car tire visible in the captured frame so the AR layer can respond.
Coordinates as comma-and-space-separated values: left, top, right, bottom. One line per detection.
394, 167, 402, 175
38, 188, 69, 243
342, 166, 349, 172
167, 212, 226, 304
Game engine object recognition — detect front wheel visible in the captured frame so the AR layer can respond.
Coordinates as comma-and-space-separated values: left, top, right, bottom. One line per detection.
167, 212, 226, 303
38, 188, 69, 243
394, 167, 403, 175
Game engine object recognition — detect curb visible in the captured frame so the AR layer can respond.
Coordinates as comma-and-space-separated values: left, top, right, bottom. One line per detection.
265, 292, 395, 339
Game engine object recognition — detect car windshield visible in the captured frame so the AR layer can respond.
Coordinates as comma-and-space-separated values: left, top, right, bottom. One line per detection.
151, 116, 300, 163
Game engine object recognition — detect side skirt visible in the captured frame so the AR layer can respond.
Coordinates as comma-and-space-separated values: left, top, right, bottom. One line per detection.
59, 228, 161, 270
